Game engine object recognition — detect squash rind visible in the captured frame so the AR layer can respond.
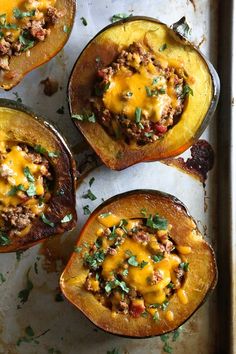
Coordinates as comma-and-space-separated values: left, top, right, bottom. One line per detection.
60, 189, 217, 338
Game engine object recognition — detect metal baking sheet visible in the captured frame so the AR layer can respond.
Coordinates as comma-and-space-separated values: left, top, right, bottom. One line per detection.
0, 0, 232, 353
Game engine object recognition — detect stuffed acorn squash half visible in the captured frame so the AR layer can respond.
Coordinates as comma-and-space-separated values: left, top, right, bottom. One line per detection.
0, 0, 76, 90
60, 190, 217, 337
0, 99, 77, 252
68, 17, 220, 170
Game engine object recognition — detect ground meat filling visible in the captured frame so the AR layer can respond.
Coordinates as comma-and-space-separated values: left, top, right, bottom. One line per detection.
91, 42, 187, 145
0, 143, 53, 239
81, 213, 189, 320
0, 1, 65, 71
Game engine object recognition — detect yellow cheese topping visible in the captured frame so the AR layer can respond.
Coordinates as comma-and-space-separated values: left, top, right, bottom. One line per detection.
103, 61, 180, 123
1, 0, 56, 22
0, 144, 44, 208
102, 237, 181, 306
83, 212, 191, 320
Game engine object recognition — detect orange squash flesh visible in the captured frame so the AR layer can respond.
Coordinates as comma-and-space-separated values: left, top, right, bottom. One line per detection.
60, 190, 217, 337
0, 0, 76, 90
68, 17, 220, 170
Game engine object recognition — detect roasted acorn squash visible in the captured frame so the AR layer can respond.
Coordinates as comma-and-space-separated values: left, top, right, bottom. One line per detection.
0, 99, 77, 252
60, 190, 217, 337
68, 17, 220, 170
0, 0, 76, 90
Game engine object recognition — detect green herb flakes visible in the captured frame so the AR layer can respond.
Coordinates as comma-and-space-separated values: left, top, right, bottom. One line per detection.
13, 8, 35, 19
181, 84, 193, 98
140, 260, 148, 269
111, 13, 132, 23
128, 255, 139, 267
83, 205, 91, 215
0, 231, 10, 246
61, 214, 73, 223
89, 177, 95, 187
74, 246, 82, 253
159, 43, 167, 52
18, 269, 33, 307
152, 254, 164, 262
107, 349, 120, 354
146, 213, 168, 230
34, 145, 47, 154
83, 189, 97, 201
72, 112, 96, 123
0, 273, 6, 284
26, 183, 36, 197
99, 212, 111, 218
179, 262, 189, 271
24, 166, 35, 182
40, 213, 55, 227
134, 107, 142, 124
80, 17, 87, 26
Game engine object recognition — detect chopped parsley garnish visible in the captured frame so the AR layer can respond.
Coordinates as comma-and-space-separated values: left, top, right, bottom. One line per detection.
128, 255, 139, 267
83, 189, 97, 201
8, 184, 25, 196
152, 77, 161, 85
72, 112, 96, 123
140, 260, 148, 269
146, 213, 168, 230
0, 231, 10, 246
56, 188, 65, 196
144, 132, 154, 138
83, 205, 91, 215
89, 177, 95, 187
74, 246, 82, 253
99, 212, 112, 218
172, 16, 191, 39
48, 151, 59, 158
107, 349, 120, 354
152, 254, 164, 262
122, 269, 129, 276
145, 87, 166, 97
153, 311, 159, 321
63, 24, 69, 33
13, 91, 22, 103
105, 278, 129, 293
19, 31, 35, 51
140, 208, 147, 216
167, 281, 174, 289
84, 250, 105, 270
40, 213, 55, 227
61, 214, 73, 223
134, 107, 142, 124
17, 269, 33, 307
0, 273, 6, 284
34, 145, 47, 154
80, 17, 87, 26
181, 84, 193, 98
26, 183, 36, 197
110, 13, 132, 23
179, 262, 189, 271
159, 43, 167, 52
24, 166, 35, 182
16, 326, 39, 346
13, 8, 36, 19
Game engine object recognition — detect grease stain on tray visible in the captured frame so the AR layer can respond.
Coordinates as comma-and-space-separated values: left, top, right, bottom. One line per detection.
163, 140, 214, 184
39, 231, 78, 273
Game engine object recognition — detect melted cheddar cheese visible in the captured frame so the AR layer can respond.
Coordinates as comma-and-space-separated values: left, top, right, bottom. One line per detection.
103, 62, 180, 123
0, 144, 44, 208
83, 211, 191, 320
